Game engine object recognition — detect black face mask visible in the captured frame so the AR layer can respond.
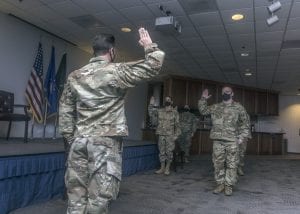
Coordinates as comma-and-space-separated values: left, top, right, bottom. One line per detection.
165, 101, 172, 106
184, 108, 189, 112
222, 93, 232, 101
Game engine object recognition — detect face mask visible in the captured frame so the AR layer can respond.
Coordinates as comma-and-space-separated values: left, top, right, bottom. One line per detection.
222, 93, 232, 101
184, 108, 189, 112
165, 101, 172, 106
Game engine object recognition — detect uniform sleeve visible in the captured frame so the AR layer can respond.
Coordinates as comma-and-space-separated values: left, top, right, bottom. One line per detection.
148, 104, 158, 127
237, 106, 251, 141
114, 43, 165, 88
174, 110, 181, 138
198, 98, 212, 116
59, 77, 76, 142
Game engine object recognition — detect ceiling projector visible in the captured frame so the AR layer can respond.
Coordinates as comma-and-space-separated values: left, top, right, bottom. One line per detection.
155, 16, 181, 35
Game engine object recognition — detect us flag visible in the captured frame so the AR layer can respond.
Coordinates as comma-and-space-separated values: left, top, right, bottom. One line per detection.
25, 43, 44, 123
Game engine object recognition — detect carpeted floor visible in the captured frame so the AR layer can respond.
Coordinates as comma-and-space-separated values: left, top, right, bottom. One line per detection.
10, 155, 300, 214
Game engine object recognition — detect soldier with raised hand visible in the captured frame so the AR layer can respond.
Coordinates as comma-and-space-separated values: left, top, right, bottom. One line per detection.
59, 27, 165, 214
198, 86, 250, 196
177, 105, 198, 163
148, 96, 181, 175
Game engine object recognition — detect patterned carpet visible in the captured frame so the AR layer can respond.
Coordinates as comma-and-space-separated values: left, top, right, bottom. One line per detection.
10, 155, 300, 214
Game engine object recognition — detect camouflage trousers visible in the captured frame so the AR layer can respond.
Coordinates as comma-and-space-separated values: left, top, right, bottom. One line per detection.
212, 140, 238, 186
158, 135, 175, 162
177, 132, 192, 157
238, 141, 247, 169
65, 137, 122, 214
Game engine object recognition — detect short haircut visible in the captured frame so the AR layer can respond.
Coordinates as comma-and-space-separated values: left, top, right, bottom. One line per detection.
92, 34, 115, 56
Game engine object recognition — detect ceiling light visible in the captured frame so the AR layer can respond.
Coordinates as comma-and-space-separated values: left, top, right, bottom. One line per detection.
267, 15, 279, 26
232, 14, 244, 21
121, 27, 131, 32
267, 1, 282, 13
241, 53, 249, 57
244, 72, 252, 76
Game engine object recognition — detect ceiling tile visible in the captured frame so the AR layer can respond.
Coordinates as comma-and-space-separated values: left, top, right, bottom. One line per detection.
197, 25, 226, 37
189, 12, 222, 26
256, 19, 288, 33
108, 0, 143, 9
94, 10, 128, 25
217, 0, 253, 10
120, 6, 154, 22
225, 22, 254, 34
256, 41, 282, 51
290, 2, 300, 18
256, 31, 284, 41
287, 17, 300, 31
285, 29, 300, 40
8, 0, 44, 9
72, 0, 112, 14
175, 27, 199, 39
47, 0, 87, 18
25, 5, 63, 21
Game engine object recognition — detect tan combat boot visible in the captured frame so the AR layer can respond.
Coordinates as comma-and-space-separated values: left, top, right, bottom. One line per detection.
224, 185, 233, 196
164, 161, 172, 175
213, 184, 225, 194
237, 167, 244, 176
155, 162, 165, 174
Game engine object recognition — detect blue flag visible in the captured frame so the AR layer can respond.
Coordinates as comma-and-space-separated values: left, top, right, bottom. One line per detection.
44, 46, 57, 116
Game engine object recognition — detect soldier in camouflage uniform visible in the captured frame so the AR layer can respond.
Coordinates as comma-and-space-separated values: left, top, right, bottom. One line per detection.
198, 86, 250, 196
148, 96, 181, 175
177, 105, 198, 163
59, 28, 165, 214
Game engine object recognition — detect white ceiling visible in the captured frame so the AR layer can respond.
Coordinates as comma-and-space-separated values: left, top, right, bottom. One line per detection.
1, 0, 300, 94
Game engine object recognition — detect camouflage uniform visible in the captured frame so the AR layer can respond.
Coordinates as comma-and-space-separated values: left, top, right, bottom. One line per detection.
198, 98, 250, 188
148, 106, 181, 163
177, 111, 198, 158
238, 130, 252, 175
59, 43, 165, 214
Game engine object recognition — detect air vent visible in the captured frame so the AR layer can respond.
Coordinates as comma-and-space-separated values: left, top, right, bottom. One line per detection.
282, 40, 300, 49
178, 0, 217, 14
70, 15, 104, 29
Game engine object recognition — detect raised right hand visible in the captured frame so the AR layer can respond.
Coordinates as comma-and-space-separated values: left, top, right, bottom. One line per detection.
202, 89, 212, 99
138, 27, 152, 47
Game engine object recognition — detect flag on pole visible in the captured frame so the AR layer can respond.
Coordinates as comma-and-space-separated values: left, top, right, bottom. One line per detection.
55, 53, 67, 99
44, 46, 58, 117
25, 42, 44, 123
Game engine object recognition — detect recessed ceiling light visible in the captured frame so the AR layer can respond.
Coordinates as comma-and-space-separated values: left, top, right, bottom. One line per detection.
244, 72, 252, 76
121, 27, 131, 32
232, 14, 244, 21
241, 53, 249, 57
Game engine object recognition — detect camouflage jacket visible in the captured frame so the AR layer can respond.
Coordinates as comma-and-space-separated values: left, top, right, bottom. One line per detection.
179, 111, 198, 135
59, 43, 165, 140
148, 105, 181, 137
198, 98, 250, 142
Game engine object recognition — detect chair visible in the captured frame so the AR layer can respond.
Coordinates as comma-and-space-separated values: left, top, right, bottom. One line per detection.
0, 90, 30, 143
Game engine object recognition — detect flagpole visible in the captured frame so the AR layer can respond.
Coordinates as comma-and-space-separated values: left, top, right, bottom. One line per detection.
30, 118, 35, 139
43, 99, 48, 138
